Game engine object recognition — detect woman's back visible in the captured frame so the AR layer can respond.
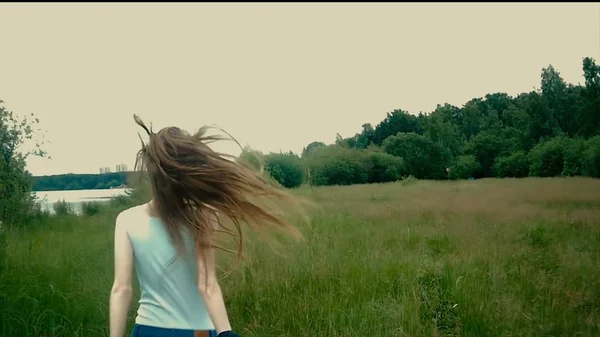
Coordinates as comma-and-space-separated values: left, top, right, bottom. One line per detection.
109, 115, 305, 337
121, 204, 215, 331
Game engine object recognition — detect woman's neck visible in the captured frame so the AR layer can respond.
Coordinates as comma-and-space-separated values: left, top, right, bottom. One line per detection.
145, 199, 157, 217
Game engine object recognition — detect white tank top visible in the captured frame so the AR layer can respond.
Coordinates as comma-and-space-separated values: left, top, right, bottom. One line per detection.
122, 205, 215, 330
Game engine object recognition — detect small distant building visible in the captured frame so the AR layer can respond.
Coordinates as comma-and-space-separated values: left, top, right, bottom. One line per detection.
116, 164, 128, 172
99, 167, 112, 174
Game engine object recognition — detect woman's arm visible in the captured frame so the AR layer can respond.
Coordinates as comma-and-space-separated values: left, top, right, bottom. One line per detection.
196, 211, 233, 335
109, 213, 134, 337
197, 247, 233, 334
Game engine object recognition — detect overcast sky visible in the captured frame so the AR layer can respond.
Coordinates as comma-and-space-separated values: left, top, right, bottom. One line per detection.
1, 3, 598, 176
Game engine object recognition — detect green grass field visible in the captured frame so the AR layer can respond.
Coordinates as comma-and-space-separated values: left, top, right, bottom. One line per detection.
1, 178, 600, 337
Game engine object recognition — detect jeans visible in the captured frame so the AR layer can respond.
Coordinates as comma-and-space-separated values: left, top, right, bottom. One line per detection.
130, 324, 218, 337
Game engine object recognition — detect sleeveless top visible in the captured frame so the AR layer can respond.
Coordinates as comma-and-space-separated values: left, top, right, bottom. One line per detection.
122, 205, 215, 330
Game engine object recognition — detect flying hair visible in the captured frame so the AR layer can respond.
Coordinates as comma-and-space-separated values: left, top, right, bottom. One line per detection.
132, 114, 310, 274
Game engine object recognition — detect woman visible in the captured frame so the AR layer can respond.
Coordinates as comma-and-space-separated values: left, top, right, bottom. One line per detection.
109, 115, 306, 337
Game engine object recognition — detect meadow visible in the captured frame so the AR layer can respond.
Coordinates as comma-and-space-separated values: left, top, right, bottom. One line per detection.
1, 177, 599, 337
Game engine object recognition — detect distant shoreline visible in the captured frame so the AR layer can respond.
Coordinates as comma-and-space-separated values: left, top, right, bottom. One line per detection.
32, 172, 137, 192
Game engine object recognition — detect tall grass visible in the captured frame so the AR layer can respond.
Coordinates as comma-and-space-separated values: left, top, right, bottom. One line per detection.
1, 178, 599, 336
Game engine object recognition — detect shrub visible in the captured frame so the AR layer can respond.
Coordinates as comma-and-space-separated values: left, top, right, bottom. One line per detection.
494, 151, 530, 178
264, 152, 305, 188
449, 155, 480, 180
53, 199, 73, 216
529, 137, 569, 177
562, 138, 585, 176
81, 201, 102, 216
305, 146, 369, 186
581, 136, 600, 178
364, 151, 405, 183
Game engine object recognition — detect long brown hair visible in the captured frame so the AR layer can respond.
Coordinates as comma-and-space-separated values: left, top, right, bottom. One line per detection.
132, 115, 308, 272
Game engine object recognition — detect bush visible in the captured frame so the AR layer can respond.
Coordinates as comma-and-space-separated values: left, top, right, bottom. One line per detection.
449, 155, 480, 180
529, 137, 569, 177
81, 201, 102, 216
562, 138, 585, 176
264, 152, 305, 188
581, 136, 600, 178
306, 146, 369, 186
53, 199, 73, 216
494, 151, 530, 178
305, 146, 405, 186
364, 151, 405, 183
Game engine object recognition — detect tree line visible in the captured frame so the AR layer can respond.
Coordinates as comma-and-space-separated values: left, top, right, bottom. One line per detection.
239, 57, 600, 188
32, 172, 130, 191
27, 56, 600, 192
2, 57, 599, 225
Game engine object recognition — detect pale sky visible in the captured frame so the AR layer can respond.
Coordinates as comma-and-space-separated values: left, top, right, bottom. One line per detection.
1, 3, 598, 176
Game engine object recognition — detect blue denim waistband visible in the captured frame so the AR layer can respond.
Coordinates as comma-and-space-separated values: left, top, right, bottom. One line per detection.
131, 324, 217, 337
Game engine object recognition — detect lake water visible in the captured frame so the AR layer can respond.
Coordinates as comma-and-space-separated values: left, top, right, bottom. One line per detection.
34, 188, 130, 214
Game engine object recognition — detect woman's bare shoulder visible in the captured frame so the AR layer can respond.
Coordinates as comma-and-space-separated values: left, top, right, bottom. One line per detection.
115, 203, 150, 226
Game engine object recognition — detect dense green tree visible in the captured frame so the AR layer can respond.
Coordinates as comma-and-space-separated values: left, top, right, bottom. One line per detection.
373, 110, 424, 145
0, 101, 46, 226
467, 127, 512, 178
301, 141, 326, 157
522, 92, 560, 148
425, 105, 466, 158
540, 65, 576, 137
383, 132, 449, 179
579, 57, 600, 138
